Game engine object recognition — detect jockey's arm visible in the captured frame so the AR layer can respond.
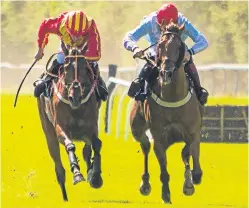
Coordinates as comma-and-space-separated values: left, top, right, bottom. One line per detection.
37, 13, 67, 49
179, 15, 209, 55
84, 20, 101, 61
123, 17, 150, 52
83, 20, 101, 62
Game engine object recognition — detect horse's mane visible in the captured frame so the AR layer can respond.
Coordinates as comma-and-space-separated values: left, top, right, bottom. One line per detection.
165, 22, 180, 34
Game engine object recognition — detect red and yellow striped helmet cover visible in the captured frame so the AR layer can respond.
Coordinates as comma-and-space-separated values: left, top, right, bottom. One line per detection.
65, 11, 91, 36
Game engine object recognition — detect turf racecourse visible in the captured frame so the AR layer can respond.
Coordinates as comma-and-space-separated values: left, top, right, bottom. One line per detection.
1, 94, 248, 208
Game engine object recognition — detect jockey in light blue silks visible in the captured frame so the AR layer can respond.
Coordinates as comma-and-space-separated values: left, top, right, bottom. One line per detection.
123, 3, 209, 105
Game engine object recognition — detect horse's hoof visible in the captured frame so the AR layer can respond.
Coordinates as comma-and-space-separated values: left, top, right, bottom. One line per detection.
90, 173, 103, 189
73, 173, 85, 185
162, 193, 171, 204
140, 183, 151, 196
183, 181, 195, 196
192, 171, 202, 185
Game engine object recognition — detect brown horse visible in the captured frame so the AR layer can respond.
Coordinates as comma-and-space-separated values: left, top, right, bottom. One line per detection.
37, 46, 103, 201
130, 22, 204, 203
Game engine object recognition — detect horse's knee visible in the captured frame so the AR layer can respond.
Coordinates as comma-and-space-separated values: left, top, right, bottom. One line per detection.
92, 138, 102, 153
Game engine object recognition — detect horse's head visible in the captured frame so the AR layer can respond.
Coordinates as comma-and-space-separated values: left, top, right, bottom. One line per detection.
61, 44, 94, 109
157, 22, 186, 85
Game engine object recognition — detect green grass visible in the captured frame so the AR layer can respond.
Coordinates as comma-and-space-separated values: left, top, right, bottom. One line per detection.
1, 94, 248, 208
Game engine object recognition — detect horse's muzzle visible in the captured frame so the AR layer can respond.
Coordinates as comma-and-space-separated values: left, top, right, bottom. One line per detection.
160, 70, 173, 85
68, 82, 84, 109
68, 95, 83, 109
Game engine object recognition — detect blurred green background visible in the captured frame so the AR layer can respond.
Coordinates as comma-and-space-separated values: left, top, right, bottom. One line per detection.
1, 1, 248, 67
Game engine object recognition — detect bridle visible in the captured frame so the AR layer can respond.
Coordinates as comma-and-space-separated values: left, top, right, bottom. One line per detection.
157, 31, 186, 72
149, 30, 192, 108
52, 52, 97, 105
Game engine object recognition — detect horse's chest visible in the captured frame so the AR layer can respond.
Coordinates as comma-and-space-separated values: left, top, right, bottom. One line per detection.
68, 118, 85, 129
148, 104, 179, 123
67, 118, 91, 141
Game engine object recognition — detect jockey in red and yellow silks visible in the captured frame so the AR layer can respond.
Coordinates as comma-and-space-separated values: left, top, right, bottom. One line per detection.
36, 11, 101, 61
34, 11, 108, 101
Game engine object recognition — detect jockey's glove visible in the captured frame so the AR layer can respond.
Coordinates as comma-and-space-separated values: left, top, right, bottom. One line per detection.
35, 48, 44, 61
133, 47, 144, 59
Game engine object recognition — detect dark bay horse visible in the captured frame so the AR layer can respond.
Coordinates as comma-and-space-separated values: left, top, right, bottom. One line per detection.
130, 22, 204, 203
37, 46, 103, 201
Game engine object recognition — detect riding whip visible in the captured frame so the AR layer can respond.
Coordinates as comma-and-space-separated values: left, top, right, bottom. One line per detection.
14, 59, 38, 108
142, 42, 158, 53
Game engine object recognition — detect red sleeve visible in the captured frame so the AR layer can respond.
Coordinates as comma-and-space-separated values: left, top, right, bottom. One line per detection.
37, 12, 67, 48
84, 20, 101, 61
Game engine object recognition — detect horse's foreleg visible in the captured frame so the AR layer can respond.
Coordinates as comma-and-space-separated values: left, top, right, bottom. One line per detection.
190, 133, 203, 184
154, 141, 171, 204
88, 135, 103, 189
82, 144, 92, 182
181, 144, 195, 196
55, 124, 85, 185
38, 98, 68, 201
139, 139, 151, 196
130, 102, 151, 196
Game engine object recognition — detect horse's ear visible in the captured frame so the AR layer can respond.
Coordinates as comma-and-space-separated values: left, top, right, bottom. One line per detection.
61, 42, 69, 56
179, 23, 185, 33
81, 41, 88, 55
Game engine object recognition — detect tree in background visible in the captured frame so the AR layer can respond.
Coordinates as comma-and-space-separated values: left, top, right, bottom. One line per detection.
1, 1, 248, 66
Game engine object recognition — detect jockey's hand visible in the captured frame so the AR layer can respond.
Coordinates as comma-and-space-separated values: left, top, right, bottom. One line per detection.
35, 48, 44, 61
183, 50, 191, 63
133, 47, 144, 59
143, 51, 153, 60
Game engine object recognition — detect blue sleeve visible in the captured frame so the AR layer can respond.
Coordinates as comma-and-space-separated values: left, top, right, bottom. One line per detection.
123, 17, 151, 52
179, 15, 208, 55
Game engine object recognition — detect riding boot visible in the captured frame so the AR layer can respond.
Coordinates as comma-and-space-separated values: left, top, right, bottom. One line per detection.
33, 59, 62, 98
186, 61, 209, 105
128, 62, 152, 102
91, 62, 108, 102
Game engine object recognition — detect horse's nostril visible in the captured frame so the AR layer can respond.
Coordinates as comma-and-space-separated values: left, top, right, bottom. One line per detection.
168, 72, 173, 78
69, 96, 73, 102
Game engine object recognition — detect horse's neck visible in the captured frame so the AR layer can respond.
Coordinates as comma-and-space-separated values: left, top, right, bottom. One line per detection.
158, 66, 188, 102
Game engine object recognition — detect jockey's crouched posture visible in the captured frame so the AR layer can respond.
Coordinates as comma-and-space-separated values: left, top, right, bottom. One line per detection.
123, 3, 209, 105
34, 11, 108, 101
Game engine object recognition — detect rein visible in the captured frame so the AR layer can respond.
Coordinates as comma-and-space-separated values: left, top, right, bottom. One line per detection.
45, 53, 59, 78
